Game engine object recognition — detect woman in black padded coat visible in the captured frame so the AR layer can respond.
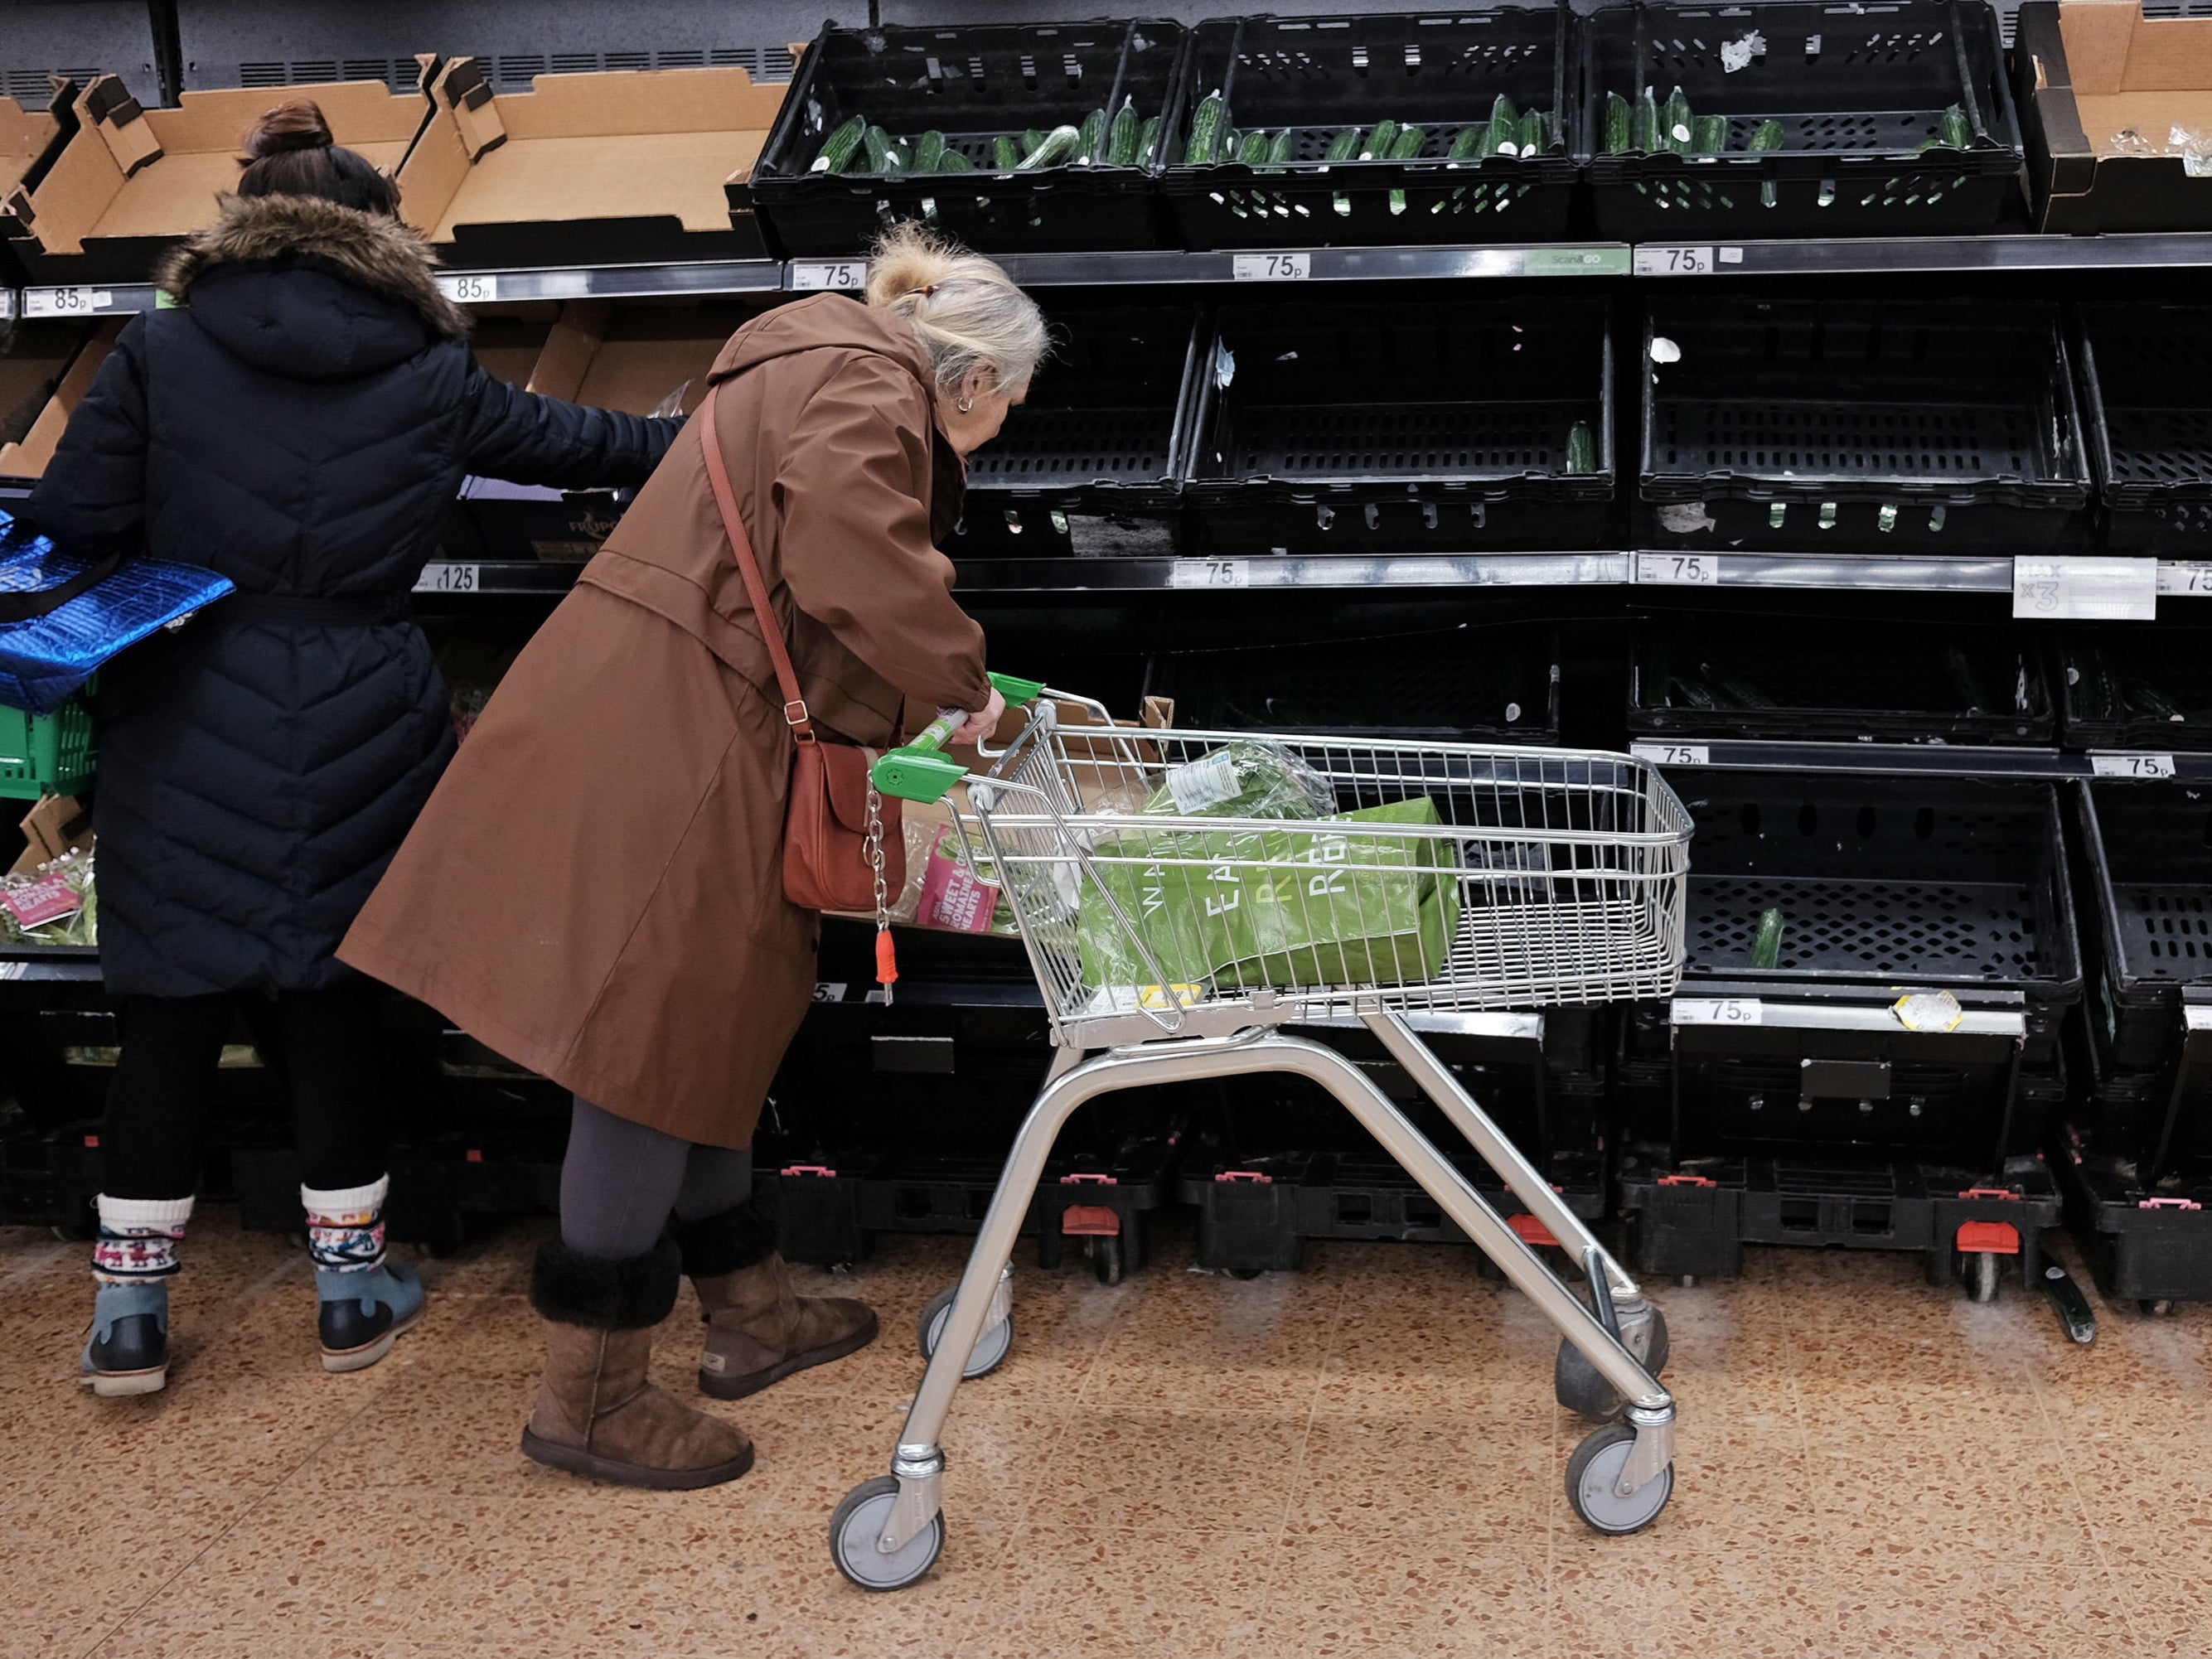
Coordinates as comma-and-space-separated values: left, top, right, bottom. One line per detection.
29, 99, 675, 1397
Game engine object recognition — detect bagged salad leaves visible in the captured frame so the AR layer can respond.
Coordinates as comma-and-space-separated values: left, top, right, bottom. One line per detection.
1, 847, 96, 946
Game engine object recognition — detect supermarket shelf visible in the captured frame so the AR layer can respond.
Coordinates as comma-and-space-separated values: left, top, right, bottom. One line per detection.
412, 561, 581, 597
1632, 551, 2017, 593
951, 553, 1633, 592
924, 244, 1630, 288
432, 262, 783, 304
1629, 738, 2212, 781
19, 283, 157, 319
0, 950, 101, 984
1632, 231, 2212, 278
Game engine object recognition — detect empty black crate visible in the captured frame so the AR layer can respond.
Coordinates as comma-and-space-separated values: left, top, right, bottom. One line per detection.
1642, 297, 2093, 552
1629, 617, 2055, 746
1185, 296, 1612, 553
1146, 623, 1560, 743
2077, 304, 2212, 554
947, 302, 1200, 560
1677, 771, 2081, 1164
2058, 628, 2212, 752
2074, 781, 2212, 1081
1158, 8, 1576, 249
748, 19, 1182, 256
1581, 0, 2023, 240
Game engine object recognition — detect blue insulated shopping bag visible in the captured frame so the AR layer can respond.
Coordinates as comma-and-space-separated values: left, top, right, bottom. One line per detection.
0, 508, 234, 715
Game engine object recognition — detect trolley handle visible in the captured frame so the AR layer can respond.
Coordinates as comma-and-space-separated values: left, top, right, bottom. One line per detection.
873, 673, 1048, 803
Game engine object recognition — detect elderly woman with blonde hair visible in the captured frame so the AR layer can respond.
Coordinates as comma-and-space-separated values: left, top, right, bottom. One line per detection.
341, 226, 1048, 1489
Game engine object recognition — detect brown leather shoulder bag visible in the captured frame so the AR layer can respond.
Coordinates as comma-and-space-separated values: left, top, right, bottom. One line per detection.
697, 383, 905, 915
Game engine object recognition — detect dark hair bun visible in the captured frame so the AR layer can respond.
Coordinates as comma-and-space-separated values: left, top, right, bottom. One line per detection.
244, 99, 335, 160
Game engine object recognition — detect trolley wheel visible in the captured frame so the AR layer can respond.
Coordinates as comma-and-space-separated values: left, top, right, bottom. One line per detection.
1555, 1305, 1670, 1424
1565, 1423, 1673, 1537
917, 1285, 1013, 1379
1087, 1234, 1125, 1286
1964, 1250, 2001, 1305
2141, 1298, 2176, 1318
829, 1476, 944, 1592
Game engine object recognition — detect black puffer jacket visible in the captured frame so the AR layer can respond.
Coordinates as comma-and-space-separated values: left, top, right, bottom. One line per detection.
30, 193, 673, 997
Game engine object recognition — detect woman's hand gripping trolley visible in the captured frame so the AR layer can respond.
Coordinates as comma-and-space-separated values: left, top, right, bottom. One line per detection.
830, 689, 1697, 1589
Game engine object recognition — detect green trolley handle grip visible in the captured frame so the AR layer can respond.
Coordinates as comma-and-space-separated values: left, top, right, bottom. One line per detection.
872, 672, 1046, 803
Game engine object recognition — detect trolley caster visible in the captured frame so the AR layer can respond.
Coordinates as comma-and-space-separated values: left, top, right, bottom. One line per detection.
1556, 1304, 1670, 1424
2140, 1298, 2176, 1318
829, 1476, 944, 1592
1565, 1422, 1674, 1536
1963, 1250, 2002, 1305
1087, 1234, 1125, 1286
917, 1285, 1013, 1379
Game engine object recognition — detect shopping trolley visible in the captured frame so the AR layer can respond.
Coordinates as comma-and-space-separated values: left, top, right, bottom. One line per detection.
830, 690, 1695, 1589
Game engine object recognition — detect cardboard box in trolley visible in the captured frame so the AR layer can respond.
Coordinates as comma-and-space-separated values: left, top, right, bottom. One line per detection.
398, 58, 787, 268
2017, 0, 2212, 232
1, 76, 434, 287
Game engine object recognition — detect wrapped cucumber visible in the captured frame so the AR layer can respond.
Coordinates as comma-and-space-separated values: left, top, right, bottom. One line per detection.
1518, 108, 1548, 156
1186, 92, 1227, 163
1364, 118, 1399, 160
1106, 97, 1141, 165
1566, 422, 1596, 476
1389, 124, 1425, 159
1750, 907, 1784, 970
1449, 123, 1484, 160
1943, 646, 1992, 713
2123, 677, 2185, 721
1023, 128, 1048, 154
1077, 107, 1106, 163
1268, 128, 1296, 163
1940, 104, 1972, 150
1635, 87, 1661, 153
1233, 128, 1269, 162
1605, 91, 1633, 155
1327, 126, 1365, 162
1663, 86, 1694, 154
912, 130, 946, 172
890, 137, 914, 171
1669, 675, 1720, 710
993, 133, 1023, 170
937, 147, 973, 172
1017, 124, 1081, 171
1751, 117, 1785, 206
1137, 114, 1161, 162
1692, 114, 1728, 155
812, 114, 866, 174
1707, 670, 1774, 709
864, 124, 894, 174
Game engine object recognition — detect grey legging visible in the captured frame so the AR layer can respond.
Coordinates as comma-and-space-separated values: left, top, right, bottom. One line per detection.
558, 1095, 754, 1258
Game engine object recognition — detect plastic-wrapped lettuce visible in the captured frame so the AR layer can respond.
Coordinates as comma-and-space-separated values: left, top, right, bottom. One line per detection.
1142, 739, 1335, 821
0, 849, 96, 946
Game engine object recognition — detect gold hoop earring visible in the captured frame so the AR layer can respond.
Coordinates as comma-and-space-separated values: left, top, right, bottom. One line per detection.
956, 397, 974, 414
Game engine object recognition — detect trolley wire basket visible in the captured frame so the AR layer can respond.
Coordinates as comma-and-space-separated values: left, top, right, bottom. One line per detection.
829, 694, 1696, 1588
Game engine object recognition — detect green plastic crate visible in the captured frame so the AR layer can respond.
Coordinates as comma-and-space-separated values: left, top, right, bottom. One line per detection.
0, 700, 96, 800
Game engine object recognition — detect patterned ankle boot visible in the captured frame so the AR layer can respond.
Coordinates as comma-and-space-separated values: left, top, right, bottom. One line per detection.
303, 1177, 424, 1373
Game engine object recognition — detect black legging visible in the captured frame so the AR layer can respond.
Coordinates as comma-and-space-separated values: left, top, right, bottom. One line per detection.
100, 990, 389, 1199
559, 1095, 754, 1258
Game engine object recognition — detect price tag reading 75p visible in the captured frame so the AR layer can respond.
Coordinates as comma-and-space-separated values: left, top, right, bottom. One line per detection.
1672, 998, 1762, 1026
1169, 559, 1251, 589
791, 261, 866, 291
1231, 252, 1311, 281
1636, 552, 1721, 586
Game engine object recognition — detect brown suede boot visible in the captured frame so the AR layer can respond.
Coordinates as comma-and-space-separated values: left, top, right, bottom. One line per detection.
520, 1238, 754, 1490
675, 1191, 879, 1400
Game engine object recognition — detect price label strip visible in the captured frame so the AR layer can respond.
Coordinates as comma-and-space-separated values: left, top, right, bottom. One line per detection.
1231, 251, 1312, 282
24, 288, 114, 317
1672, 997, 1762, 1026
2013, 556, 2157, 622
2159, 561, 2212, 596
2091, 752, 2176, 779
434, 273, 499, 303
1634, 245, 1719, 276
1635, 551, 1721, 586
413, 563, 481, 594
1169, 559, 1251, 589
791, 261, 867, 291
1630, 741, 1709, 767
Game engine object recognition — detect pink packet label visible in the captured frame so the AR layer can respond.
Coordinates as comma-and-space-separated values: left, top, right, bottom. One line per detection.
4, 873, 81, 930
916, 838, 1000, 934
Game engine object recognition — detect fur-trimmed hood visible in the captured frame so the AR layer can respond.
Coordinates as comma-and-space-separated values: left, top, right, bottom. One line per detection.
157, 193, 468, 341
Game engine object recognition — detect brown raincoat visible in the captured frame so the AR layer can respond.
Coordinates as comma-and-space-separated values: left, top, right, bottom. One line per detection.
339, 295, 990, 1147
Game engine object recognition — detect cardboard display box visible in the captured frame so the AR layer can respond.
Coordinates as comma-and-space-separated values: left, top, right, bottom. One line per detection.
459, 297, 743, 562
2, 76, 433, 286
0, 318, 127, 480
0, 320, 97, 452
398, 58, 787, 269
2017, 0, 2212, 232
0, 81, 80, 285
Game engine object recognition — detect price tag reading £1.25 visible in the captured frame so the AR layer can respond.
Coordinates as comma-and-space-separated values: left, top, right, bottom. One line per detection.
413, 563, 480, 594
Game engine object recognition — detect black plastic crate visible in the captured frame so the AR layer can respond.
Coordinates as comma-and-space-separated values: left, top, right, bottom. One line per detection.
1682, 772, 2082, 1064
1642, 297, 2093, 552
1145, 623, 1561, 743
1581, 0, 2024, 240
0, 1119, 100, 1230
946, 302, 1201, 560
1619, 1151, 2060, 1284
1157, 8, 1576, 250
2074, 781, 2212, 1083
748, 19, 1183, 256
2059, 629, 2212, 753
2057, 1138, 2212, 1306
1629, 616, 2055, 747
2075, 302, 2212, 554
1185, 296, 1613, 554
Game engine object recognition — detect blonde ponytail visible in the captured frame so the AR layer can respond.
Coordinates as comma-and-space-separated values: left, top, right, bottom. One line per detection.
866, 222, 1048, 397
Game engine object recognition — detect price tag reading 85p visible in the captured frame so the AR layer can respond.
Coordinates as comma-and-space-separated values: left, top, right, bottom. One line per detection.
434, 273, 498, 303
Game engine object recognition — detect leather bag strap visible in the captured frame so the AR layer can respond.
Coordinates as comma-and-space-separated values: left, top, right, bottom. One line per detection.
698, 383, 814, 743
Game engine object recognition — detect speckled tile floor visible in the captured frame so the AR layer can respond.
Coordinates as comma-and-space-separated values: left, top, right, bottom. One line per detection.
5, 1208, 2210, 1658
